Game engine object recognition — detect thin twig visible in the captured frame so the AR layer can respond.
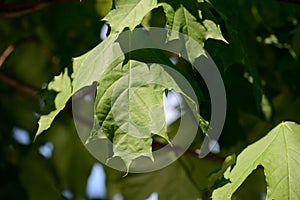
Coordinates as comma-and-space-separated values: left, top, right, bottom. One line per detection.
0, 45, 14, 68
0, 37, 40, 95
153, 141, 225, 163
0, 0, 80, 17
0, 72, 39, 95
0, 36, 38, 69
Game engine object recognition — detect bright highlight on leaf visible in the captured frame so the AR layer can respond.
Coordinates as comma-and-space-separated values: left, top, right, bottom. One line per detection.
202, 20, 228, 44
34, 0, 229, 172
35, 68, 72, 140
104, 0, 158, 33
212, 121, 300, 200
87, 59, 203, 170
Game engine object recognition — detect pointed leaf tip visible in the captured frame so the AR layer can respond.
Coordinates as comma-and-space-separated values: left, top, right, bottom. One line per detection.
212, 121, 300, 200
34, 68, 72, 140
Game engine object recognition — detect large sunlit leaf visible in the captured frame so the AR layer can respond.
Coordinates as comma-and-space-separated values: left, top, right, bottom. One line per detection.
103, 0, 158, 33
87, 59, 204, 170
34, 8, 210, 171
212, 121, 300, 200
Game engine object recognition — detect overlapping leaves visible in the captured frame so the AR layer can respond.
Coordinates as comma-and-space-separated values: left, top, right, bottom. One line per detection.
35, 0, 228, 170
35, 32, 206, 170
159, 1, 227, 63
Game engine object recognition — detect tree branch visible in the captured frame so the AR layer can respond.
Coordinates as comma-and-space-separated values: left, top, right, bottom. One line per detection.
0, 37, 40, 95
0, 0, 80, 17
0, 45, 14, 68
0, 72, 39, 95
0, 36, 37, 69
153, 142, 225, 163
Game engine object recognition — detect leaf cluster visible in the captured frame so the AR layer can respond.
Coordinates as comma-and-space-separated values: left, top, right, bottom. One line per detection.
1, 0, 300, 199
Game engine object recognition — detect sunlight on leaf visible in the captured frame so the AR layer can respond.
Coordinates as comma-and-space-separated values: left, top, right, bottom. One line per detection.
35, 68, 72, 140
212, 121, 300, 200
104, 0, 158, 33
203, 20, 228, 44
87, 60, 204, 170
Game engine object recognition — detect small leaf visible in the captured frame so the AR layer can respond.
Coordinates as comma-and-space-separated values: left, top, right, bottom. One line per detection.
35, 68, 72, 140
203, 20, 228, 44
162, 3, 227, 64
208, 154, 236, 186
212, 121, 300, 200
103, 0, 158, 33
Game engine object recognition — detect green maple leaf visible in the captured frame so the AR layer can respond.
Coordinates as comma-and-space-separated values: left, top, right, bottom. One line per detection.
87, 59, 203, 170
35, 26, 209, 171
212, 121, 300, 200
104, 0, 158, 33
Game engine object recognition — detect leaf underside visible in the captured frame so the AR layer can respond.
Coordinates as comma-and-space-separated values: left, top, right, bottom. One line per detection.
88, 59, 202, 169
35, 0, 229, 171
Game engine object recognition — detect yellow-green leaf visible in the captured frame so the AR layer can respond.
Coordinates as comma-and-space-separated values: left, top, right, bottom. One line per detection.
103, 0, 158, 33
34, 68, 72, 140
212, 121, 300, 200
